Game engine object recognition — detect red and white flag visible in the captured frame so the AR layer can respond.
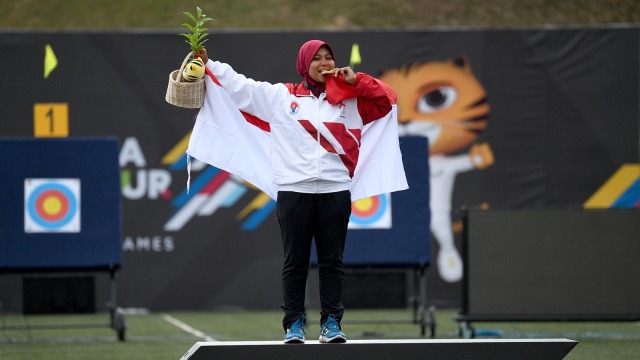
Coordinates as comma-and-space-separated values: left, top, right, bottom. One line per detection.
187, 70, 408, 202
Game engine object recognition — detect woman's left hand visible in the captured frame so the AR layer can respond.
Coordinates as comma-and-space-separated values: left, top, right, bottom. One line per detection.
334, 67, 356, 85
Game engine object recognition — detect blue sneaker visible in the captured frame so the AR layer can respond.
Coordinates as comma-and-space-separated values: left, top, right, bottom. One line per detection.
284, 316, 306, 343
319, 314, 346, 343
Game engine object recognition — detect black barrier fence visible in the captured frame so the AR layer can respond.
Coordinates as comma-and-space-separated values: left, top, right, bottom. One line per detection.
0, 26, 638, 311
456, 208, 640, 338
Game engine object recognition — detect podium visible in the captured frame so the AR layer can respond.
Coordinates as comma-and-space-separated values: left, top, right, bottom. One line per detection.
181, 339, 578, 360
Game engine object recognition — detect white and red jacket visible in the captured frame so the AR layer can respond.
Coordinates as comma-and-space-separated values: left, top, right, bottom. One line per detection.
187, 61, 408, 201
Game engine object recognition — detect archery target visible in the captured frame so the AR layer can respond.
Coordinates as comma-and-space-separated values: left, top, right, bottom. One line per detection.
348, 193, 392, 229
24, 178, 81, 233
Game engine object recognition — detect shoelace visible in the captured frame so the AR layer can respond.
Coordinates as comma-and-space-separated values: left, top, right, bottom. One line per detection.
323, 315, 340, 334
290, 317, 306, 335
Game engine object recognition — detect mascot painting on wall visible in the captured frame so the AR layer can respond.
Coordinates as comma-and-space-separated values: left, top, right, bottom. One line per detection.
380, 56, 493, 282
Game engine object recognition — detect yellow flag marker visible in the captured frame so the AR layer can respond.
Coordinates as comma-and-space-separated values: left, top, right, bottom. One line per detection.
44, 44, 58, 79
349, 43, 361, 69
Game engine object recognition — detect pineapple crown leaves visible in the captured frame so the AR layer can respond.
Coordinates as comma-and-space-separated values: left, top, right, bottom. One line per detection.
179, 6, 215, 54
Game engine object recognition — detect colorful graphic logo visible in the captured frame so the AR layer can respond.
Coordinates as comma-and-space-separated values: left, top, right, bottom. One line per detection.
161, 133, 275, 231
348, 193, 392, 229
24, 178, 81, 233
584, 164, 640, 209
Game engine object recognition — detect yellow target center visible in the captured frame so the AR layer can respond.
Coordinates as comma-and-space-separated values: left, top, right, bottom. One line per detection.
43, 197, 62, 215
353, 198, 372, 211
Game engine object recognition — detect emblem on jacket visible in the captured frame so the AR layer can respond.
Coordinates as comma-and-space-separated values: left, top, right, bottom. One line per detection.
290, 101, 299, 115
338, 102, 346, 118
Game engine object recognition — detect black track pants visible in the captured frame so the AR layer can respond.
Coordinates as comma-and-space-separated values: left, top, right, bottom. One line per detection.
277, 190, 351, 330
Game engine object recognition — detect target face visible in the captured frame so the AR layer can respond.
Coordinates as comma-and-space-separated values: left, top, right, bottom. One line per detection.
24, 178, 81, 233
348, 193, 392, 229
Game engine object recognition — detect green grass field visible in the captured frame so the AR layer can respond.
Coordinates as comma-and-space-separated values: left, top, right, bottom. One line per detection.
1, 308, 639, 359
0, 0, 638, 29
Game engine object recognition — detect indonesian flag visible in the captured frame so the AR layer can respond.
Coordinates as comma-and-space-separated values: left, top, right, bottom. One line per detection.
186, 69, 408, 202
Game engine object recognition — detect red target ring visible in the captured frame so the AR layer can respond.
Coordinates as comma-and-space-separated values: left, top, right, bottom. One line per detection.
35, 189, 70, 222
352, 196, 380, 218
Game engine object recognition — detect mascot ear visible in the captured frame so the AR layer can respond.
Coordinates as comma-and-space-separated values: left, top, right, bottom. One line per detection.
451, 55, 469, 69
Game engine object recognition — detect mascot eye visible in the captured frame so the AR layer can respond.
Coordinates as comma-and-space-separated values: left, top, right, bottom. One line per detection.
417, 86, 458, 113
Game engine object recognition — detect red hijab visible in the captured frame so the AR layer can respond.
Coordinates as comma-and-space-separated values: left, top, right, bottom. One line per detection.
296, 40, 334, 97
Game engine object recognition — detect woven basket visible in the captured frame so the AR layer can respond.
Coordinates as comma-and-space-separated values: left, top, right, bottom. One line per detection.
165, 53, 205, 109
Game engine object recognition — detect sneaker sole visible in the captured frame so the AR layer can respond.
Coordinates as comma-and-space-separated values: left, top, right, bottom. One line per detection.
284, 337, 305, 344
319, 335, 347, 343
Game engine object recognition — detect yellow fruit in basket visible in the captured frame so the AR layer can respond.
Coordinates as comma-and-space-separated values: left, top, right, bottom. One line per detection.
182, 57, 205, 82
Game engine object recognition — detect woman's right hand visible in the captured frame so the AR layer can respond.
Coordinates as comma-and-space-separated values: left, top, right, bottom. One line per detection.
196, 48, 209, 64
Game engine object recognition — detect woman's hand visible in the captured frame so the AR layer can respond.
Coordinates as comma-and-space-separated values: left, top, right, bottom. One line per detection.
334, 67, 356, 85
196, 48, 209, 64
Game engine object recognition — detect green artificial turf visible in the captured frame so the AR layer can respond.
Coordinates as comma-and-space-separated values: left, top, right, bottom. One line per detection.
1, 309, 639, 360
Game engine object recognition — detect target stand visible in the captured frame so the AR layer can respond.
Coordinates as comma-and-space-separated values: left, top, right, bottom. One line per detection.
0, 137, 124, 341
181, 339, 578, 360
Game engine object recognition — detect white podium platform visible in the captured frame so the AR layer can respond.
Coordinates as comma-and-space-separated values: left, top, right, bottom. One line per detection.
181, 338, 578, 360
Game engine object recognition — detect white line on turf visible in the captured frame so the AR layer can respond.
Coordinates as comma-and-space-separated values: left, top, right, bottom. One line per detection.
162, 314, 216, 342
